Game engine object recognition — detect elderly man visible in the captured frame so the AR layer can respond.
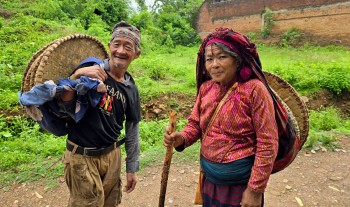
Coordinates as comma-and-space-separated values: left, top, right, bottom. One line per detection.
60, 21, 142, 207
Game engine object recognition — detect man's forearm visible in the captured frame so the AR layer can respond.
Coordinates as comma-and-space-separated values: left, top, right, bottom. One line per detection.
125, 121, 140, 173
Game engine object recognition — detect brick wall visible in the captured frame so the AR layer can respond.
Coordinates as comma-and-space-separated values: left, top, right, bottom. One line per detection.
195, 0, 350, 45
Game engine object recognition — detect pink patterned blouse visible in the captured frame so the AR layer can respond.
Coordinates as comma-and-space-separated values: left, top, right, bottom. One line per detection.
180, 78, 278, 192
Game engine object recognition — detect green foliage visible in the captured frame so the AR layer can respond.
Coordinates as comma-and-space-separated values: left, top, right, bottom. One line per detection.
27, 0, 68, 21
280, 28, 301, 47
318, 67, 350, 95
153, 0, 204, 23
0, 17, 4, 28
128, 10, 155, 31
304, 107, 349, 150
139, 141, 200, 168
139, 119, 168, 151
0, 115, 64, 185
261, 28, 270, 39
58, 0, 129, 29
259, 45, 350, 95
139, 119, 187, 151
96, 0, 130, 27
0, 116, 65, 170
334, 120, 350, 135
1, 0, 35, 13
126, 45, 197, 100
131, 0, 202, 47
304, 130, 337, 150
134, 0, 148, 12
0, 14, 81, 69
156, 12, 200, 46
0, 90, 19, 110
0, 63, 22, 91
309, 108, 342, 131
261, 8, 274, 38
0, 116, 35, 141
246, 32, 257, 42
133, 58, 169, 81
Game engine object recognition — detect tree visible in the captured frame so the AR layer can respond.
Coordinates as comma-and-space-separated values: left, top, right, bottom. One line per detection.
59, 0, 130, 29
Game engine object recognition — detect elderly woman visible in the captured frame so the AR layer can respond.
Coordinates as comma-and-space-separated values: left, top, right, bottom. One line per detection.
164, 28, 279, 207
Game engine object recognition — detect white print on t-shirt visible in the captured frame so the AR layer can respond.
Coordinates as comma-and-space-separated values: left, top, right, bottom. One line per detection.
106, 85, 126, 103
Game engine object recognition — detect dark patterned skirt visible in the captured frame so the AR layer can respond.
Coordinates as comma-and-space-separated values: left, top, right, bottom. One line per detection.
201, 176, 264, 207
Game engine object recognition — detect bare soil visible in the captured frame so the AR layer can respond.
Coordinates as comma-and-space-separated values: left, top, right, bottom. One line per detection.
1, 90, 350, 207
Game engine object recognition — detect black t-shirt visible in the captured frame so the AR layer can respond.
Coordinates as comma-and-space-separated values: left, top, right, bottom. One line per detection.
67, 72, 141, 148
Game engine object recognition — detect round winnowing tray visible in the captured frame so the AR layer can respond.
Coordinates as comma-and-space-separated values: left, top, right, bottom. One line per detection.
22, 40, 58, 92
263, 71, 309, 146
22, 34, 108, 92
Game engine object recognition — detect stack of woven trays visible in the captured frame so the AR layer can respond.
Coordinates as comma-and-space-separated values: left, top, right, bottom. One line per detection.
21, 34, 108, 93
263, 71, 309, 146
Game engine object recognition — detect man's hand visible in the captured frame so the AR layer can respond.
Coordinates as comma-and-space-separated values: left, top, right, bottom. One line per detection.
241, 187, 262, 207
123, 172, 137, 193
70, 65, 107, 81
163, 126, 184, 148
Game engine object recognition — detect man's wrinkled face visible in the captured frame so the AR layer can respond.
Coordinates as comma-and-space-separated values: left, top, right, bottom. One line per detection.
108, 36, 140, 70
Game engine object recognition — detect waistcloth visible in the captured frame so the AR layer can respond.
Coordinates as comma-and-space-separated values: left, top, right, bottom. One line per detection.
201, 177, 265, 207
200, 155, 254, 185
202, 179, 247, 207
66, 138, 125, 157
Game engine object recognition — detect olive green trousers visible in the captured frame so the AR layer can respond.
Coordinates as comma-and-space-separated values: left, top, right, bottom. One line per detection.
63, 144, 122, 207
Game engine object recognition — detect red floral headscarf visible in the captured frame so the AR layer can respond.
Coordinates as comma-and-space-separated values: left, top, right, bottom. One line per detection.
196, 27, 265, 92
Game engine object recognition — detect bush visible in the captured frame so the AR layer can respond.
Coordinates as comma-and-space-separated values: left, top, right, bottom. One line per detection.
133, 58, 169, 80
246, 32, 257, 42
281, 28, 301, 47
0, 17, 4, 28
0, 116, 35, 141
309, 107, 342, 131
304, 130, 337, 149
26, 0, 68, 21
128, 10, 155, 31
261, 8, 274, 38
156, 13, 200, 46
304, 107, 349, 150
59, 0, 129, 29
318, 67, 350, 95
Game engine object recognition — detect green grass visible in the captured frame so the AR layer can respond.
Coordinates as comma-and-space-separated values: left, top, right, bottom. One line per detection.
0, 116, 66, 187
304, 107, 350, 150
258, 45, 350, 95
128, 46, 198, 100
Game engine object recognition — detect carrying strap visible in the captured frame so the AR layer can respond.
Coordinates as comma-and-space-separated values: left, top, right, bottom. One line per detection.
194, 82, 238, 205
202, 82, 238, 139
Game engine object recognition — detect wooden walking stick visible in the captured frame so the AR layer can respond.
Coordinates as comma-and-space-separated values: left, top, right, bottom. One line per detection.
158, 111, 177, 207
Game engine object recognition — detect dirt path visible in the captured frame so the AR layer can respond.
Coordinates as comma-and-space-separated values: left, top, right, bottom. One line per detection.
1, 136, 349, 207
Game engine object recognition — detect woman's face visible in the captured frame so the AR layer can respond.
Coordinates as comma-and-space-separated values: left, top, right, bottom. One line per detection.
205, 44, 239, 86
